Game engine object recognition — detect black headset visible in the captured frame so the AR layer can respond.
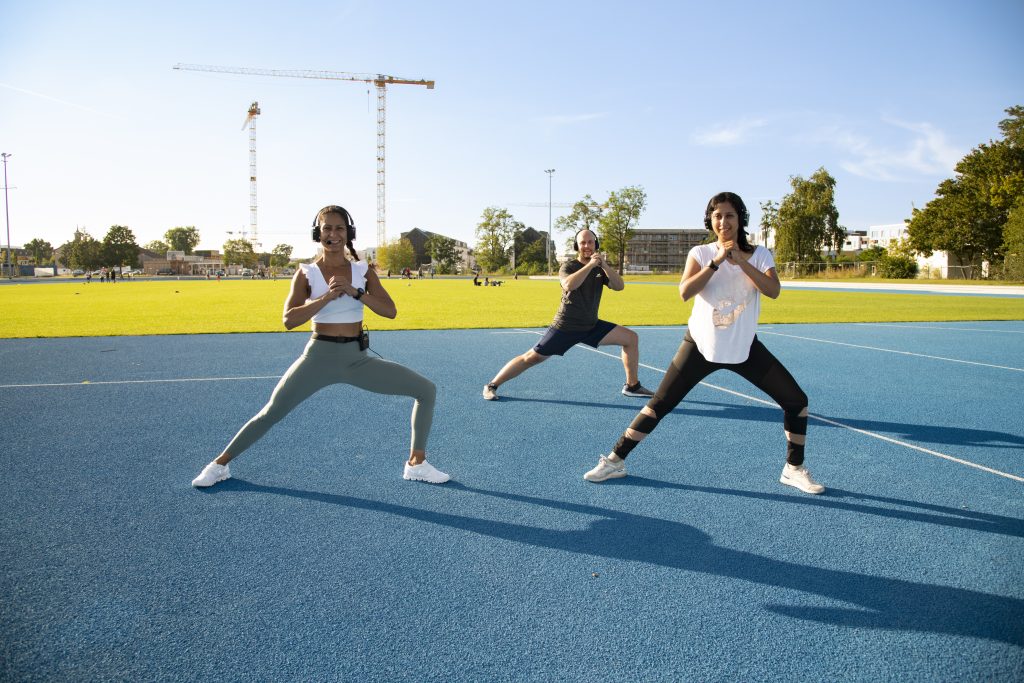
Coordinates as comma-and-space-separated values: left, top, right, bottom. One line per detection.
311, 205, 356, 243
703, 192, 749, 231
573, 229, 599, 251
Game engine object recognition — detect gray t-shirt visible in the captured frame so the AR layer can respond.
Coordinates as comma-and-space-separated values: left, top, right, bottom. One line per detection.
551, 259, 608, 331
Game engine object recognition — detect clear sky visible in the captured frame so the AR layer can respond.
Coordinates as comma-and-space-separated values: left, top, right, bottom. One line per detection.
2, 0, 1022, 258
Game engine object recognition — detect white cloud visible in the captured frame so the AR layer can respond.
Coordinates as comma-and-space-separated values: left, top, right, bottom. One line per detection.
825, 119, 962, 181
691, 118, 767, 146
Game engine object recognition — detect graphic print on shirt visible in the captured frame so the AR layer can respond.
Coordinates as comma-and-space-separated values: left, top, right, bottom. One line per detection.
710, 267, 756, 328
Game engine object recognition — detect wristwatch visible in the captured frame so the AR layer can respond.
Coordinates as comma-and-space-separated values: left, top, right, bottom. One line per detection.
707, 261, 719, 271
353, 288, 366, 300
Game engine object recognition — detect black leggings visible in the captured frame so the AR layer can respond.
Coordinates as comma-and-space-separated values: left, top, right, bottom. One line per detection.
612, 333, 809, 465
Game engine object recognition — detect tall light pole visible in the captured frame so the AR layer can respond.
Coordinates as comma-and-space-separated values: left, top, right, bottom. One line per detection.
2, 153, 11, 279
545, 168, 555, 274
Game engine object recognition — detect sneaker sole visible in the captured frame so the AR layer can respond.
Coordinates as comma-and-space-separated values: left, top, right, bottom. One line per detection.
621, 392, 653, 398
403, 474, 450, 484
779, 475, 824, 495
192, 474, 230, 488
584, 470, 627, 483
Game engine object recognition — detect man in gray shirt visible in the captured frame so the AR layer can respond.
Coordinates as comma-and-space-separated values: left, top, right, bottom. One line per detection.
483, 229, 654, 400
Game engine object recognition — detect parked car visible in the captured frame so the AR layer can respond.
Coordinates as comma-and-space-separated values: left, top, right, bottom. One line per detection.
72, 269, 85, 276
215, 269, 226, 277
240, 268, 254, 278
156, 268, 174, 275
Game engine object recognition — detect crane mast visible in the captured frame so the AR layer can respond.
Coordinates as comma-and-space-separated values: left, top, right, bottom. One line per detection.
241, 101, 260, 249
174, 63, 435, 248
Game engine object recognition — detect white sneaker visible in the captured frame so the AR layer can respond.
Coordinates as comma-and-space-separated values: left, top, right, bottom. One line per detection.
482, 383, 498, 401
780, 463, 824, 494
192, 462, 230, 488
583, 455, 627, 482
403, 460, 451, 484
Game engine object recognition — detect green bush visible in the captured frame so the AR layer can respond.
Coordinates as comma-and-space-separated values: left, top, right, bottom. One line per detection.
878, 254, 918, 279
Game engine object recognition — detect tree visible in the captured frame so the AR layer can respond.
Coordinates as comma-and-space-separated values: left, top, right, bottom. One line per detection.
517, 238, 549, 273
102, 225, 140, 270
474, 207, 519, 272
377, 237, 416, 272
597, 186, 647, 275
24, 238, 54, 265
775, 167, 840, 266
144, 239, 170, 254
424, 235, 460, 274
758, 200, 778, 250
908, 106, 1024, 271
270, 244, 293, 268
165, 226, 201, 254
57, 230, 104, 271
1002, 198, 1024, 278
857, 245, 886, 262
554, 195, 605, 262
222, 239, 257, 268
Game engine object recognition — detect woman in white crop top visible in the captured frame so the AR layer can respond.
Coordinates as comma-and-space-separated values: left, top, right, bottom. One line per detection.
192, 205, 449, 488
583, 192, 825, 495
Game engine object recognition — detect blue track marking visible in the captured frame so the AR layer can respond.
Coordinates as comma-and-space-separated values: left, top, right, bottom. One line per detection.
1, 324, 1022, 681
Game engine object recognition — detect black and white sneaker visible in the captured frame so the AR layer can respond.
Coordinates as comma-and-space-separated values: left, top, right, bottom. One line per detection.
621, 382, 655, 398
482, 383, 499, 401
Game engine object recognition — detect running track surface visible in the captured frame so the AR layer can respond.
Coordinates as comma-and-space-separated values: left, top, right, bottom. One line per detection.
1, 322, 1022, 681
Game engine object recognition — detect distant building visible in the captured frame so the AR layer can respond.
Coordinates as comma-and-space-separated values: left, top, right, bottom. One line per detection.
624, 228, 708, 272
399, 228, 472, 270
867, 223, 908, 247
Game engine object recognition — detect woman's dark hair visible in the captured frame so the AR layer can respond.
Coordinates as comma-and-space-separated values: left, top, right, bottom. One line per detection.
704, 191, 754, 253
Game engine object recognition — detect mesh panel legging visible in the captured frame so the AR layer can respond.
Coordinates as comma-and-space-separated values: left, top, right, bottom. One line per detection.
222, 337, 436, 457
612, 332, 808, 465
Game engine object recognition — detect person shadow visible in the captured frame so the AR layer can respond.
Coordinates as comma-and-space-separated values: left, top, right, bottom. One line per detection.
500, 396, 1024, 450
212, 478, 1023, 646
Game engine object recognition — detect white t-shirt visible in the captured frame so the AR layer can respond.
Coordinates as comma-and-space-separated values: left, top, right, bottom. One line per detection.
301, 260, 368, 324
686, 244, 776, 364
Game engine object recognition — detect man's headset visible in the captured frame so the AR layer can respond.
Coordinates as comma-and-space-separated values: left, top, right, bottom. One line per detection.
703, 192, 750, 231
311, 205, 356, 243
573, 229, 600, 251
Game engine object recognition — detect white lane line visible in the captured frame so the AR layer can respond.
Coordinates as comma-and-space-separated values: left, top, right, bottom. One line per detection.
852, 322, 1024, 334
0, 375, 280, 389
759, 330, 1024, 372
556, 334, 1024, 484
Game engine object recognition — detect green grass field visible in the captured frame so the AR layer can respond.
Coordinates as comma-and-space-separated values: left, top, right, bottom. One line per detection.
2, 279, 1022, 338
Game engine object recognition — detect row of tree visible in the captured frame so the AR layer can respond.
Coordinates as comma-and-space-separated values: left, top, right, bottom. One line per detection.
20, 224, 297, 272
473, 186, 649, 275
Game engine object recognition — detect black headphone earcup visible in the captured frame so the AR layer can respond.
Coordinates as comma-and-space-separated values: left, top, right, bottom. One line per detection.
311, 226, 321, 242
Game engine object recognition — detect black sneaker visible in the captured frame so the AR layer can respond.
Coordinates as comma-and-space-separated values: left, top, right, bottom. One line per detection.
621, 382, 654, 397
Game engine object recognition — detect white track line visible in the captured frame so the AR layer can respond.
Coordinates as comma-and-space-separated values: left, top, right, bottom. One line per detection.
759, 330, 1024, 372
513, 329, 1023, 484
852, 322, 1024, 334
0, 375, 280, 389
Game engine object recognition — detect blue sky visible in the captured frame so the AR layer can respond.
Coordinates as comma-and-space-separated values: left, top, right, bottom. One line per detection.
2, 0, 1022, 257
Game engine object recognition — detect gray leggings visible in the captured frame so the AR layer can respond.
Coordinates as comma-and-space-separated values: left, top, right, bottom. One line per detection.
223, 337, 436, 456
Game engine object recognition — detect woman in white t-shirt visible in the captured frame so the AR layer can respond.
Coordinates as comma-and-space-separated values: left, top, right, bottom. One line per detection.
191, 205, 449, 488
583, 192, 824, 494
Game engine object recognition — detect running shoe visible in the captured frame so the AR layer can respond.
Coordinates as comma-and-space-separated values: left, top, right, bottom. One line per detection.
482, 383, 499, 401
583, 455, 627, 482
621, 382, 655, 397
780, 463, 825, 494
192, 462, 231, 488
403, 461, 451, 484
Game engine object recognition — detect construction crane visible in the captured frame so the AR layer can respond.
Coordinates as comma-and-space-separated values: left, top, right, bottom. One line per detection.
241, 101, 260, 249
174, 63, 435, 248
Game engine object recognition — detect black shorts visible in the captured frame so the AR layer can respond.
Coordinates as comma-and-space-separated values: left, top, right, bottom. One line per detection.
532, 320, 617, 357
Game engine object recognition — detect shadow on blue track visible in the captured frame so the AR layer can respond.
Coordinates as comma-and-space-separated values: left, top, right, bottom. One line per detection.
212, 478, 1024, 646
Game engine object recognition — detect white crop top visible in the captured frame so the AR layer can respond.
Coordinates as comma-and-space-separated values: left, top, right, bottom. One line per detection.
301, 260, 369, 324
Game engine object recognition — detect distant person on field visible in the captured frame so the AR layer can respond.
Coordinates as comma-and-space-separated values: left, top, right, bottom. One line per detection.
582, 192, 824, 496
482, 228, 654, 401
192, 204, 449, 488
